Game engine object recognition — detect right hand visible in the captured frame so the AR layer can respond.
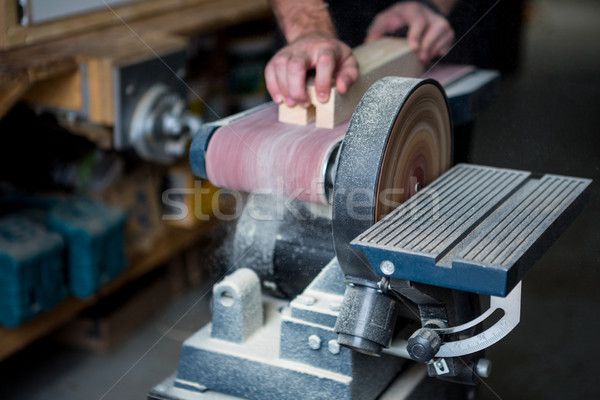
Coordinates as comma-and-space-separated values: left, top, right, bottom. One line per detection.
366, 2, 455, 64
264, 34, 359, 107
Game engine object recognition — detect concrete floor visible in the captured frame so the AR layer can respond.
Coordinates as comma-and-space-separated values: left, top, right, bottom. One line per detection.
1, 0, 599, 399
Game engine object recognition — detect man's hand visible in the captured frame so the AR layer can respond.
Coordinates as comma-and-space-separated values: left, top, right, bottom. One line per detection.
265, 34, 359, 107
366, 1, 455, 64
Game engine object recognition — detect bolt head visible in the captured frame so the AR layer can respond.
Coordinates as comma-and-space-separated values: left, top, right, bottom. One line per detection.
328, 340, 341, 354
380, 260, 395, 275
308, 335, 322, 350
476, 358, 492, 378
329, 301, 341, 312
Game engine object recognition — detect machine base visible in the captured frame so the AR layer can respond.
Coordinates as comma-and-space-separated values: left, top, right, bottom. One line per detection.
148, 364, 476, 400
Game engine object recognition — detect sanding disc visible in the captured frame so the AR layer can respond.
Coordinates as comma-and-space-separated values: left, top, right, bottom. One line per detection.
332, 77, 452, 281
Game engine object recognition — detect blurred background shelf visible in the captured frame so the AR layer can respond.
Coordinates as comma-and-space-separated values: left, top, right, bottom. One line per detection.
0, 219, 219, 362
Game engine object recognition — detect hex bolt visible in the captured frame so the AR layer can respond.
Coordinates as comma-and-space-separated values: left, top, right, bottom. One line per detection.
297, 295, 316, 306
476, 358, 492, 378
308, 335, 322, 350
415, 182, 422, 192
380, 260, 395, 275
329, 301, 341, 312
328, 340, 341, 355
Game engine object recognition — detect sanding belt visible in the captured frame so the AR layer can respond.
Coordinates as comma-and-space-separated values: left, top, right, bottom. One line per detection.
206, 106, 346, 204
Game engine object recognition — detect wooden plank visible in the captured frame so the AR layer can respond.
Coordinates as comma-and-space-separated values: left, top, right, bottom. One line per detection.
22, 68, 84, 112
279, 37, 423, 128
0, 0, 20, 49
0, 0, 210, 50
0, 0, 269, 73
86, 57, 115, 126
0, 220, 219, 362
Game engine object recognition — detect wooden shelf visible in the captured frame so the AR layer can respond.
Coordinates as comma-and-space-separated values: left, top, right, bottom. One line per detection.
0, 0, 271, 121
0, 219, 219, 362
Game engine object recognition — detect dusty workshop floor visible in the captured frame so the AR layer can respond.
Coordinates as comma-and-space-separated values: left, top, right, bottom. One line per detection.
1, 0, 599, 399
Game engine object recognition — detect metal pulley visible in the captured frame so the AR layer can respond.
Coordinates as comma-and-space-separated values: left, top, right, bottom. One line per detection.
129, 84, 202, 164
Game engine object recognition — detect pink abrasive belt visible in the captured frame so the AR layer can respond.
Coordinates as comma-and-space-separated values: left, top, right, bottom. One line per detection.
205, 104, 348, 204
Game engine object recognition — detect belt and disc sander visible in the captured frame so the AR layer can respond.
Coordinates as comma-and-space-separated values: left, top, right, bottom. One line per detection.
205, 76, 451, 282
205, 105, 347, 204
332, 77, 452, 281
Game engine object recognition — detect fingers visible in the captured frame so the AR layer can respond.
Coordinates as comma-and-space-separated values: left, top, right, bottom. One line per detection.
406, 14, 426, 52
335, 55, 359, 94
264, 61, 282, 104
266, 50, 311, 107
366, 12, 406, 43
429, 27, 455, 61
265, 35, 358, 107
367, 2, 456, 64
418, 17, 453, 63
288, 54, 310, 106
314, 50, 336, 102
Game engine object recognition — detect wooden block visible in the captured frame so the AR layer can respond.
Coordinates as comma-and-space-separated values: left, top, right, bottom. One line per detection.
280, 37, 423, 128
86, 57, 115, 126
278, 103, 316, 125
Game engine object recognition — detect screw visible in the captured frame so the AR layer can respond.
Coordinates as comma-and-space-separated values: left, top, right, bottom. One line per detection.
328, 340, 341, 355
125, 84, 136, 96
308, 335, 322, 350
476, 358, 492, 378
380, 260, 395, 275
348, 282, 355, 287
432, 358, 449, 375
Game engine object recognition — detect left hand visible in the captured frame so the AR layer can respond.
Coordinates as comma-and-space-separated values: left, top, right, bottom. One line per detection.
365, 1, 455, 64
